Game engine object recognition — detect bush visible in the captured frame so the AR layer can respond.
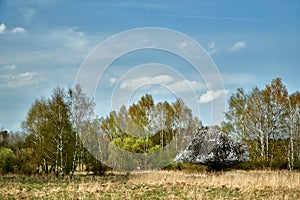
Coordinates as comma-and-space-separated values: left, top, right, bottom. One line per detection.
85, 157, 110, 176
233, 159, 290, 171
163, 162, 207, 173
17, 148, 37, 175
0, 147, 16, 174
293, 161, 300, 170
232, 159, 272, 170
270, 158, 288, 170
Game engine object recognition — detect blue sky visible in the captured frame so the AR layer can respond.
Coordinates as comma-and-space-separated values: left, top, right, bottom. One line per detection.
0, 0, 299, 131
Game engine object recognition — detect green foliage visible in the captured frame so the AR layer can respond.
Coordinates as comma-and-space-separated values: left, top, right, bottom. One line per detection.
112, 134, 162, 154
0, 147, 16, 174
21, 85, 111, 176
293, 161, 300, 170
99, 94, 201, 170
17, 148, 37, 175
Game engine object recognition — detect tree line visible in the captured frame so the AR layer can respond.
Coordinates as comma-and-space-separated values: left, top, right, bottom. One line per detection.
223, 78, 300, 169
1, 85, 202, 175
0, 77, 299, 175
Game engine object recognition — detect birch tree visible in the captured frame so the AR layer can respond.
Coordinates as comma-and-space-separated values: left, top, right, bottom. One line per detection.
225, 78, 298, 168
23, 98, 56, 173
262, 78, 289, 162
48, 87, 74, 178
287, 92, 300, 169
244, 87, 266, 160
172, 98, 193, 151
68, 84, 94, 178
23, 87, 75, 177
225, 88, 248, 140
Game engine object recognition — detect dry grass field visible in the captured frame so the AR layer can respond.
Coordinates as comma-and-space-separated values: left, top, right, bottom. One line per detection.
0, 170, 300, 199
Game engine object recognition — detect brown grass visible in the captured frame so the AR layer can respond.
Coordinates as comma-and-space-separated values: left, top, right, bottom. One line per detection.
0, 170, 299, 199
129, 170, 300, 199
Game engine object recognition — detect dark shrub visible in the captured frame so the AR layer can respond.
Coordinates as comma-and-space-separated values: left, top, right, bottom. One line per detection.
0, 148, 16, 174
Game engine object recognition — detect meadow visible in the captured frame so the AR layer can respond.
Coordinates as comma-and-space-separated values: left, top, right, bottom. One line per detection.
0, 170, 300, 199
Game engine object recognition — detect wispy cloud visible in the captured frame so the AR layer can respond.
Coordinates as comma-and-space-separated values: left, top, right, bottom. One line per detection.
120, 75, 173, 90
141, 13, 259, 22
179, 40, 188, 49
0, 71, 45, 89
0, 23, 6, 34
206, 42, 218, 55
47, 28, 89, 50
169, 80, 207, 93
0, 27, 95, 66
229, 41, 246, 52
199, 89, 229, 103
2, 64, 16, 71
119, 75, 207, 95
18, 7, 36, 22
11, 27, 26, 34
109, 77, 117, 87
222, 73, 257, 85
89, 2, 169, 11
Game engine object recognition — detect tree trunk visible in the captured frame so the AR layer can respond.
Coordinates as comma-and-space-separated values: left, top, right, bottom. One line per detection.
266, 132, 269, 164
259, 131, 265, 159
55, 144, 59, 178
59, 130, 64, 178
160, 129, 164, 150
289, 123, 294, 170
43, 158, 48, 173
70, 134, 78, 180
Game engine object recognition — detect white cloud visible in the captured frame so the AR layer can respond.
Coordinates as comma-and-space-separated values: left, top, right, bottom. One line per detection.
109, 77, 117, 86
2, 64, 17, 71
169, 80, 207, 93
199, 89, 229, 103
179, 40, 188, 49
11, 27, 26, 34
120, 75, 173, 90
118, 75, 208, 97
0, 23, 6, 34
206, 42, 218, 55
46, 28, 88, 49
0, 71, 45, 89
178, 40, 202, 58
0, 27, 96, 66
0, 23, 26, 34
229, 41, 246, 52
